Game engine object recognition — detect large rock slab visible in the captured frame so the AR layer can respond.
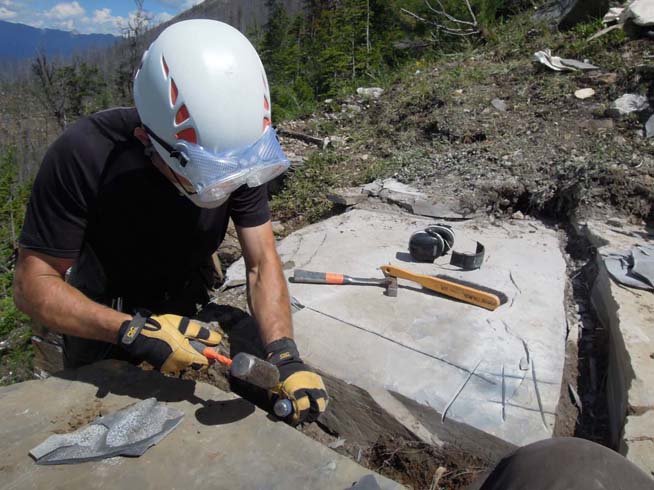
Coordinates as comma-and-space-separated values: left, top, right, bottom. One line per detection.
227, 209, 568, 458
534, 0, 609, 29
0, 360, 401, 490
584, 219, 654, 475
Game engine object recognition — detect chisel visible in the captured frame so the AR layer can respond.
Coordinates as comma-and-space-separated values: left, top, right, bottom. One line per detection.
292, 269, 398, 296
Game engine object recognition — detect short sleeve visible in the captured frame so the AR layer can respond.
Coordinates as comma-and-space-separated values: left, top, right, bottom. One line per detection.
19, 123, 103, 259
228, 183, 271, 228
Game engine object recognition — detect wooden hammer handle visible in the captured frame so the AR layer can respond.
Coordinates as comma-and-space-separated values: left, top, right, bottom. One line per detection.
380, 265, 501, 311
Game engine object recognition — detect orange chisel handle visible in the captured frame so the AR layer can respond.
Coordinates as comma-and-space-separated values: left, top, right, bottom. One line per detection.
293, 270, 345, 284
190, 340, 232, 367
292, 269, 392, 287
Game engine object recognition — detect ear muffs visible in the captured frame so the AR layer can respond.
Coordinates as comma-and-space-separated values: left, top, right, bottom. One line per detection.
409, 224, 456, 262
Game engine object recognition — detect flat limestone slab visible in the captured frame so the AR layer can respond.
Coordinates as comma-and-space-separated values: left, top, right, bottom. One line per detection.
585, 219, 654, 475
0, 360, 401, 490
227, 209, 568, 456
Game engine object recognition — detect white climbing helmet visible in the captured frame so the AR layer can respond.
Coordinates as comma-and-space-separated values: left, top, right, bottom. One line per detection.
133, 19, 289, 208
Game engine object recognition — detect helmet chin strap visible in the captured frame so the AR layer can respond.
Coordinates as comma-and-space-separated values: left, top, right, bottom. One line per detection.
145, 142, 199, 198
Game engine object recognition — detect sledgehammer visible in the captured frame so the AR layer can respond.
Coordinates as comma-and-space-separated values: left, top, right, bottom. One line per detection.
190, 341, 293, 418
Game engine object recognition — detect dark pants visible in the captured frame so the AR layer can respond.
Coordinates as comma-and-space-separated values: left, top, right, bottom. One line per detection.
469, 437, 654, 490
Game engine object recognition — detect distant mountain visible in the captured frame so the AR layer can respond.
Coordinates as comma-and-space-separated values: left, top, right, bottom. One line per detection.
146, 0, 305, 41
0, 20, 118, 60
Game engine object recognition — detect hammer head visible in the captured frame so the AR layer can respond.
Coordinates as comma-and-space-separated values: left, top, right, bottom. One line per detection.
384, 277, 398, 297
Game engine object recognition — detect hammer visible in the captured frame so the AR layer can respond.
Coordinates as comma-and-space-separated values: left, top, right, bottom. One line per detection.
190, 341, 294, 418
291, 269, 398, 297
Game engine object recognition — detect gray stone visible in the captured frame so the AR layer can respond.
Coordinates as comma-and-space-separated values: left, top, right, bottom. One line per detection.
272, 221, 286, 235
380, 178, 424, 197
410, 199, 466, 220
377, 179, 426, 210
357, 87, 384, 99
621, 411, 654, 476
0, 361, 402, 489
575, 88, 596, 100
327, 188, 368, 207
491, 98, 507, 112
646, 114, 654, 138
226, 209, 568, 458
584, 220, 654, 475
624, 0, 654, 27
29, 398, 184, 464
559, 58, 600, 71
512, 211, 525, 220
362, 180, 384, 197
534, 0, 609, 29
609, 94, 650, 118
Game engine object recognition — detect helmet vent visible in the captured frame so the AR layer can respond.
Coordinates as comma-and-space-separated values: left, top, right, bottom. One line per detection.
176, 128, 197, 144
162, 56, 169, 77
175, 104, 190, 125
263, 96, 269, 111
170, 79, 178, 106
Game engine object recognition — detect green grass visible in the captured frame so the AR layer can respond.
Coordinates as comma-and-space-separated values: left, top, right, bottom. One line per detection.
271, 151, 341, 224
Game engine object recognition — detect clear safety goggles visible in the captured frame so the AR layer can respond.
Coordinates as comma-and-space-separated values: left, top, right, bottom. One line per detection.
144, 125, 290, 204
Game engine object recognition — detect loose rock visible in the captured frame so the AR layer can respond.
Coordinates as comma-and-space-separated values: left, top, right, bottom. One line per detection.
623, 0, 654, 27
575, 88, 596, 100
272, 221, 285, 235
491, 98, 508, 112
646, 114, 654, 139
327, 188, 368, 207
534, 0, 609, 29
608, 94, 649, 118
356, 87, 384, 99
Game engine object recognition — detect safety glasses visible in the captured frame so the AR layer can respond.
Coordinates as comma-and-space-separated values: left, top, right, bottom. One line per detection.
144, 125, 290, 204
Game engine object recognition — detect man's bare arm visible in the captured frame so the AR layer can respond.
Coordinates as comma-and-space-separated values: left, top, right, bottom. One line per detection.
236, 221, 292, 346
13, 248, 130, 343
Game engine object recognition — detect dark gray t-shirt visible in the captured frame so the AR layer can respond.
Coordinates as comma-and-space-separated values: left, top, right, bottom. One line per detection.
20, 107, 270, 310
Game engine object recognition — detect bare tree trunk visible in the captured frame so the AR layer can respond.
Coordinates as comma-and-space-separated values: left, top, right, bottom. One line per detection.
9, 197, 16, 249
352, 37, 356, 80
32, 50, 67, 130
366, 0, 370, 53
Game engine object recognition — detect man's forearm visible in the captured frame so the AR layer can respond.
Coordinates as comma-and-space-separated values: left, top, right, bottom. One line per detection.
14, 258, 129, 344
247, 255, 293, 346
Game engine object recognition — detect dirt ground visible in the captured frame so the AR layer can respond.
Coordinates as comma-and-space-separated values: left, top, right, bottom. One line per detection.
275, 34, 654, 231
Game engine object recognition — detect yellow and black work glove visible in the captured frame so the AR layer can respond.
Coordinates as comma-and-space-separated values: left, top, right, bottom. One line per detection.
265, 337, 328, 425
118, 311, 222, 374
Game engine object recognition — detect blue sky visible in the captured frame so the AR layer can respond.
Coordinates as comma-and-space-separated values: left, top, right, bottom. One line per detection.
0, 0, 199, 34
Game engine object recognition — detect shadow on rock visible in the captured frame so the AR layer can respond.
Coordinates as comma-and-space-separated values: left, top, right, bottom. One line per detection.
54, 360, 256, 426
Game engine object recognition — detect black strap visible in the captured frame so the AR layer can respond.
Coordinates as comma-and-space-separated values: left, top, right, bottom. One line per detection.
450, 241, 485, 271
143, 125, 188, 167
119, 311, 149, 345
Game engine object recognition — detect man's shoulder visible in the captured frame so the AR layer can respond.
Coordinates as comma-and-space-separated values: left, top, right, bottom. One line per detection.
48, 107, 141, 164
64, 107, 141, 143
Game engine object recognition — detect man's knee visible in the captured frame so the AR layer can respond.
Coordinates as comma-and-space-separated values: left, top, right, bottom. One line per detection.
473, 437, 654, 490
